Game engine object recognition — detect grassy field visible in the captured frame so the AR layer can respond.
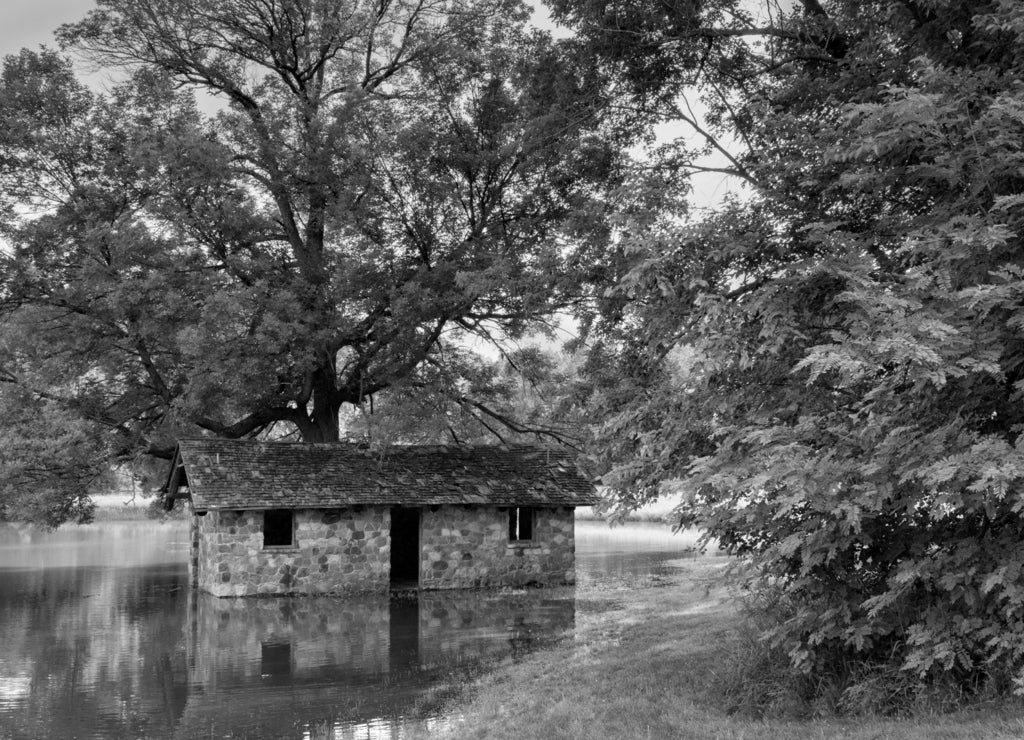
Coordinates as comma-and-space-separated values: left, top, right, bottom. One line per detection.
425, 558, 1024, 740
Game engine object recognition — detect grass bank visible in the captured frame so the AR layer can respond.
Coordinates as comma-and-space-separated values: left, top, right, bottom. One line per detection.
427, 558, 1024, 740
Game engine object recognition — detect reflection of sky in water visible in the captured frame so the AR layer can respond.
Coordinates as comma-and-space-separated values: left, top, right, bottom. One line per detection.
0, 677, 31, 701
0, 519, 697, 739
576, 519, 709, 587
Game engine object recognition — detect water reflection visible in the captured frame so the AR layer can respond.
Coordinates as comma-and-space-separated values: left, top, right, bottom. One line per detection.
0, 523, 577, 739
575, 519, 705, 586
0, 562, 190, 740
0, 520, 698, 739
0, 521, 191, 569
180, 590, 573, 738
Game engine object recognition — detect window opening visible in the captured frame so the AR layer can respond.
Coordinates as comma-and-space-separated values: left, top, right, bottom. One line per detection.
508, 507, 534, 541
263, 509, 294, 547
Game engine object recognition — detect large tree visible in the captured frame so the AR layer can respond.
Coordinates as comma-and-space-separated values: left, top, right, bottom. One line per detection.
0, 0, 621, 521
565, 0, 1024, 709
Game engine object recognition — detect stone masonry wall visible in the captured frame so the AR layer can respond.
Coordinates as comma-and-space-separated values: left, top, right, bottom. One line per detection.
190, 504, 577, 596
193, 507, 390, 596
419, 505, 576, 589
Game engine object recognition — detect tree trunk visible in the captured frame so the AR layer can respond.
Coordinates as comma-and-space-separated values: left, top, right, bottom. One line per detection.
305, 365, 341, 443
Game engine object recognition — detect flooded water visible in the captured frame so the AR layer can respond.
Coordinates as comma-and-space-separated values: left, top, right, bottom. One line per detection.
0, 519, 699, 739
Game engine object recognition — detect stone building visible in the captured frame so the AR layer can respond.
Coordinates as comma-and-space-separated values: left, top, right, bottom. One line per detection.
162, 439, 598, 597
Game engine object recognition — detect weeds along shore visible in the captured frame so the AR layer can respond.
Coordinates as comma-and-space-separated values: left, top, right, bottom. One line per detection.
421, 558, 1024, 740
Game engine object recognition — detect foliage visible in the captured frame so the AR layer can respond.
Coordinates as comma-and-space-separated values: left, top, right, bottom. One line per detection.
341, 339, 586, 446
0, 383, 101, 526
569, 0, 1024, 708
0, 0, 623, 523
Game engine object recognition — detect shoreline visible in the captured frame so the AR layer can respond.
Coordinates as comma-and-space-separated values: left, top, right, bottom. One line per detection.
421, 558, 1024, 740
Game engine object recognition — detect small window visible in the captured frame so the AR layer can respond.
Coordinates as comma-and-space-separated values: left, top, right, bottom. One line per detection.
508, 507, 534, 541
263, 509, 294, 547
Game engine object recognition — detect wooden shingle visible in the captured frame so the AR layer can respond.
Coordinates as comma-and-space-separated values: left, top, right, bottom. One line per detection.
165, 438, 599, 511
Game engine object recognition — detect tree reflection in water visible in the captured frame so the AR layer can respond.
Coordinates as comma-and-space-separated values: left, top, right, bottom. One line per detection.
0, 524, 576, 739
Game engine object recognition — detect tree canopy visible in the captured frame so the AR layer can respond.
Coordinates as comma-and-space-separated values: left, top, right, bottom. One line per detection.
0, 0, 622, 522
567, 0, 1024, 709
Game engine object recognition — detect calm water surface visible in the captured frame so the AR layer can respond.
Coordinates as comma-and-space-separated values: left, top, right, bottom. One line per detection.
0, 519, 698, 739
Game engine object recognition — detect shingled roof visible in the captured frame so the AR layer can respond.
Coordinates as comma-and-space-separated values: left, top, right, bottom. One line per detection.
164, 438, 599, 511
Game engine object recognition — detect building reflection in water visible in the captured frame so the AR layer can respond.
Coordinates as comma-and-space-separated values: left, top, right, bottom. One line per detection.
0, 525, 578, 740
173, 589, 575, 738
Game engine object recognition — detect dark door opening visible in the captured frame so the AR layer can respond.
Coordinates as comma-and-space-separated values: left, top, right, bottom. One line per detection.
390, 507, 420, 588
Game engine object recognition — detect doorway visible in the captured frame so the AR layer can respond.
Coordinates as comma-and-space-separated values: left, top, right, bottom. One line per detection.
390, 507, 420, 588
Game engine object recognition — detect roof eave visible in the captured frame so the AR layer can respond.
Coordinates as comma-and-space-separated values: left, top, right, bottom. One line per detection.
162, 445, 191, 511
190, 498, 599, 511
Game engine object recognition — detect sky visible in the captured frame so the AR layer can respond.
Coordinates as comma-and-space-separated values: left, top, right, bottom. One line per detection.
0, 0, 567, 57
0, 1, 92, 58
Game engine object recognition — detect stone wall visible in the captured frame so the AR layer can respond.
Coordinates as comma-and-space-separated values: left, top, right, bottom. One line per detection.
419, 505, 576, 589
190, 503, 577, 596
192, 507, 390, 596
